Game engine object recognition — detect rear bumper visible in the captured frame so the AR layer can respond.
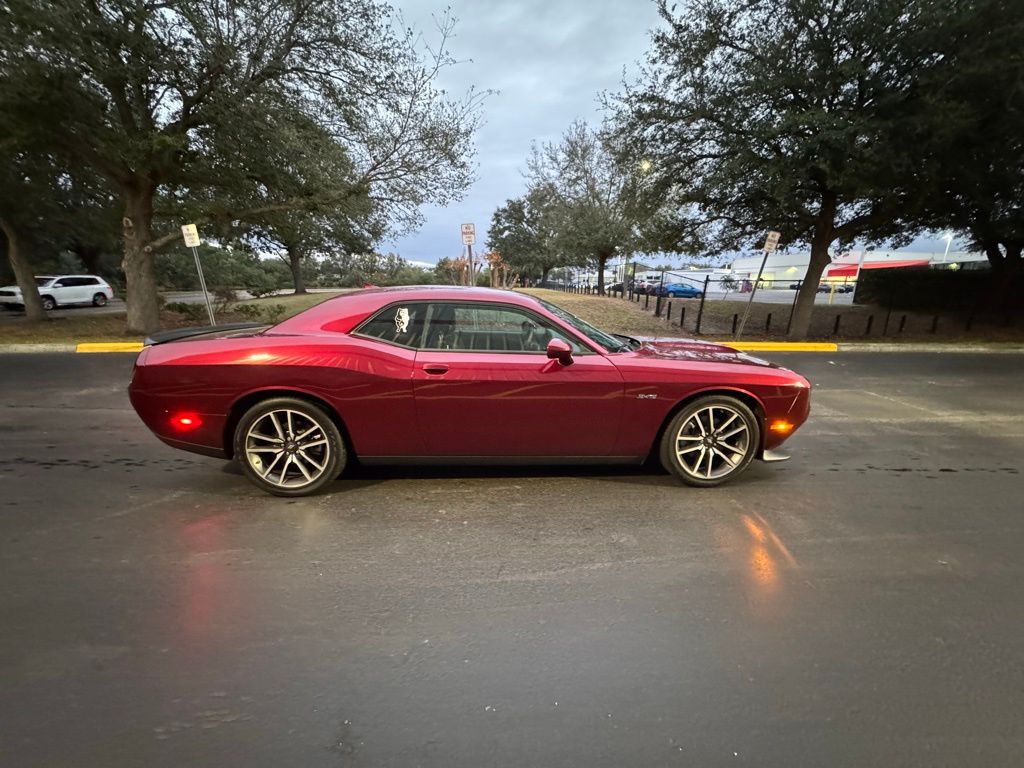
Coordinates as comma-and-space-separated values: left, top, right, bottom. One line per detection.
129, 377, 228, 459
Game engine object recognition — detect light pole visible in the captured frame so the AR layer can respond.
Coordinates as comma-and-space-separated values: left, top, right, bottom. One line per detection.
941, 231, 953, 264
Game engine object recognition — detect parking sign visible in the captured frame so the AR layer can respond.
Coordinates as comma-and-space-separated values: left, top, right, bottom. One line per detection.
181, 224, 201, 248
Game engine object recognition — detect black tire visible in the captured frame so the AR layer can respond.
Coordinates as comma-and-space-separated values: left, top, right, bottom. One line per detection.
40, 296, 56, 311
233, 397, 346, 497
92, 293, 108, 307
659, 395, 760, 487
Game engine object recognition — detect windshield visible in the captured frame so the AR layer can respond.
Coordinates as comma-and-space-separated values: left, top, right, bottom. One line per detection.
34, 277, 54, 287
538, 298, 631, 352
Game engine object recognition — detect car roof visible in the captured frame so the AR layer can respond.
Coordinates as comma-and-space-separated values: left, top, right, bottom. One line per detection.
272, 286, 549, 335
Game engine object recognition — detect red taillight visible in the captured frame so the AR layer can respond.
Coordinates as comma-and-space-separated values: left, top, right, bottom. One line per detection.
171, 412, 202, 431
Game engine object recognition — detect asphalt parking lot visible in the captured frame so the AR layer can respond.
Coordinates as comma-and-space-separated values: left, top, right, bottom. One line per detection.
2, 351, 1023, 767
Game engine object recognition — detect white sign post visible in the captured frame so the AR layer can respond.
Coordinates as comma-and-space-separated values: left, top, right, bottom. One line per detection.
735, 230, 781, 339
461, 223, 476, 285
181, 223, 216, 326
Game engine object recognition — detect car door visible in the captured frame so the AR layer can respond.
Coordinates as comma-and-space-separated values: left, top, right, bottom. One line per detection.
48, 278, 75, 305
412, 301, 625, 457
78, 277, 101, 303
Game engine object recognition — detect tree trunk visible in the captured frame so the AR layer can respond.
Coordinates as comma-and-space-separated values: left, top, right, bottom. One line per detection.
288, 247, 307, 294
121, 186, 161, 335
596, 254, 609, 295
788, 198, 837, 339
74, 243, 102, 274
0, 216, 45, 322
541, 266, 551, 285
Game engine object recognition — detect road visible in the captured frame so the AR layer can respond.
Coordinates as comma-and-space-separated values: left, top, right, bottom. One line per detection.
2, 352, 1022, 767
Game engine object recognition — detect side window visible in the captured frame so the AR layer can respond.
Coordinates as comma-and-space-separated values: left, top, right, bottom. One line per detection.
81, 277, 99, 286
53, 279, 69, 287
423, 303, 583, 353
354, 303, 427, 348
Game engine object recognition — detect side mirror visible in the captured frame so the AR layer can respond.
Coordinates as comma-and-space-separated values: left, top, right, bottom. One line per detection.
546, 338, 573, 366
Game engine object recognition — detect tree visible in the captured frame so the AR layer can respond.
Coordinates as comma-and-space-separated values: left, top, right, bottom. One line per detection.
0, 1, 484, 334
525, 121, 636, 295
486, 187, 569, 284
434, 256, 469, 285
897, 0, 1024, 301
609, 0, 941, 337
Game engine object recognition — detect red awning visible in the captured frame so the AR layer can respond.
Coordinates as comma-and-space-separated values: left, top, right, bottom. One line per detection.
826, 259, 930, 278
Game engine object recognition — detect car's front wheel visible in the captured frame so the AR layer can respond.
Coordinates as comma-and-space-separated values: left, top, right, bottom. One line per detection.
40, 296, 56, 311
660, 395, 760, 487
234, 397, 346, 497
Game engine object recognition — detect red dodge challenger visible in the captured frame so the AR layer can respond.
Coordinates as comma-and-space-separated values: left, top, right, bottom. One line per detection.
129, 287, 810, 496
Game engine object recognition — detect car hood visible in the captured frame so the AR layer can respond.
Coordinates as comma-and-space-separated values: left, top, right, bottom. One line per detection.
0, 284, 22, 291
631, 337, 777, 367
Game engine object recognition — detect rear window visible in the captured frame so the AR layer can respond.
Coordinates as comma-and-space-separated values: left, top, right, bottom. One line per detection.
353, 303, 428, 348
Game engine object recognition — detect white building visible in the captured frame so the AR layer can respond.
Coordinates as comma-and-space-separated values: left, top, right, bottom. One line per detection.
728, 250, 988, 286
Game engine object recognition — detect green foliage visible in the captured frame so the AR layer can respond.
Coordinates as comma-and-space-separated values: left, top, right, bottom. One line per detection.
524, 121, 637, 292
487, 187, 576, 282
312, 252, 436, 287
153, 246, 288, 295
164, 302, 207, 323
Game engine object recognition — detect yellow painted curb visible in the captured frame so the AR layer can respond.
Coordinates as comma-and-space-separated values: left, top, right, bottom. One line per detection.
75, 342, 144, 353
715, 341, 838, 352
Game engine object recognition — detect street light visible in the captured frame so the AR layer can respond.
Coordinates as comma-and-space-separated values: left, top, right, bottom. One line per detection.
941, 231, 953, 264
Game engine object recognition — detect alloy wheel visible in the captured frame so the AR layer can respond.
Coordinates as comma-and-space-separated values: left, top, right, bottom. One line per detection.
674, 403, 751, 481
244, 408, 331, 490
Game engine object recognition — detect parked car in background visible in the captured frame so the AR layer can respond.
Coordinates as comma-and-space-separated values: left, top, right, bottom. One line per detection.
129, 286, 811, 496
659, 283, 703, 299
634, 279, 661, 295
0, 275, 114, 311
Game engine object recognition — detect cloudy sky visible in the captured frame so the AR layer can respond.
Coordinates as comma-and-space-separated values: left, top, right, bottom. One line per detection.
384, 0, 952, 265
383, 0, 662, 264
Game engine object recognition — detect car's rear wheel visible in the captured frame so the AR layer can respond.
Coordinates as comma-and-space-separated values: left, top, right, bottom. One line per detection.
234, 397, 346, 497
660, 395, 760, 487
40, 296, 56, 311
92, 293, 108, 307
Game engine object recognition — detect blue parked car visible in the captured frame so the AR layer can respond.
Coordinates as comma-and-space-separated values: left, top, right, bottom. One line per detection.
660, 283, 703, 299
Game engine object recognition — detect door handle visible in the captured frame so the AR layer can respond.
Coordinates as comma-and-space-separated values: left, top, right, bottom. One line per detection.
422, 364, 449, 375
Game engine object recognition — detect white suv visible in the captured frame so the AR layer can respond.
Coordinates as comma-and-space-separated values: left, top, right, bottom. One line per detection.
0, 275, 115, 311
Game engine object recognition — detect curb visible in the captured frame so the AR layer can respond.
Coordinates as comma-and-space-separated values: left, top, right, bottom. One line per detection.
0, 343, 77, 354
719, 342, 837, 352
75, 342, 144, 353
835, 342, 1024, 353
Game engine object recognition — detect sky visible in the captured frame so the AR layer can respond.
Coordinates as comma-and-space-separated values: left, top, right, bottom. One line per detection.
384, 0, 955, 266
